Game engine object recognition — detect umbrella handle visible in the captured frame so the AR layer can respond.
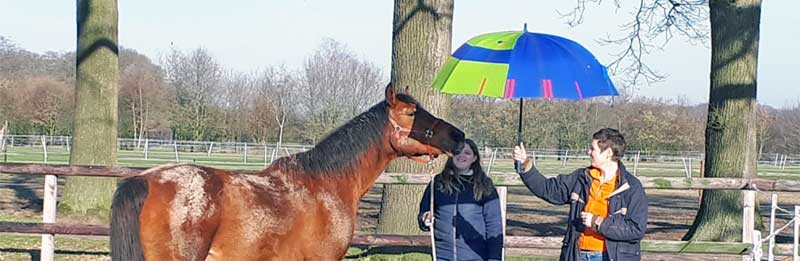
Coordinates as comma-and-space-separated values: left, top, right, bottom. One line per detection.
515, 99, 523, 173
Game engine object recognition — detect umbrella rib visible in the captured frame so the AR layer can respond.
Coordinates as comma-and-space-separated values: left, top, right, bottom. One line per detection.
575, 81, 584, 100
478, 78, 487, 96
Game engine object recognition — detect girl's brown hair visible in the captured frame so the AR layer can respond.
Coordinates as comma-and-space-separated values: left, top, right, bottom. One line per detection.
436, 139, 496, 201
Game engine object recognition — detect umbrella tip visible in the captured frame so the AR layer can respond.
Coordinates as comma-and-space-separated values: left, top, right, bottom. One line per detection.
523, 23, 528, 32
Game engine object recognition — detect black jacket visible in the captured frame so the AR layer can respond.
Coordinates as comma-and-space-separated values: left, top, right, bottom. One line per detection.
418, 175, 504, 261
519, 163, 648, 261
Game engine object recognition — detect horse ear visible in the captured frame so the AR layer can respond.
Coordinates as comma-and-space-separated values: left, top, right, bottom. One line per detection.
385, 82, 397, 107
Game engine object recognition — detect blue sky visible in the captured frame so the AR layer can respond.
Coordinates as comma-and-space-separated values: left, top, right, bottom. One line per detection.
1, 0, 797, 107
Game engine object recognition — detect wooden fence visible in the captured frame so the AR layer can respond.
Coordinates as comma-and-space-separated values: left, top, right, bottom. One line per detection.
1, 163, 799, 260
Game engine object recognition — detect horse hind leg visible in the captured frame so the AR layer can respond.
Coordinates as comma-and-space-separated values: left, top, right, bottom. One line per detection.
138, 175, 222, 260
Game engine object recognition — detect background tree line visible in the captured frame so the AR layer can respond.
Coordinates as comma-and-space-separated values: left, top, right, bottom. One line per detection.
1, 35, 798, 154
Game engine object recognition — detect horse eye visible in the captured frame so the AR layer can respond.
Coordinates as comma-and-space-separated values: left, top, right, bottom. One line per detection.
407, 111, 415, 116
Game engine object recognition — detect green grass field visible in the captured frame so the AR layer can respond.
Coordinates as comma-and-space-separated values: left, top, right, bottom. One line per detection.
3, 145, 798, 177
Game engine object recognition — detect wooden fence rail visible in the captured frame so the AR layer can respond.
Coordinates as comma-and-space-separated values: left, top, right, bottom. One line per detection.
0, 222, 796, 256
2, 163, 799, 259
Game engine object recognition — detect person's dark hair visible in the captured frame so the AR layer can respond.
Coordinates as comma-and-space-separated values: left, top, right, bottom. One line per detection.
437, 139, 495, 201
592, 128, 626, 161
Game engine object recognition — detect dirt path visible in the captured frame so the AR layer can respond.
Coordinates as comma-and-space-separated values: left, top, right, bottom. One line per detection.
356, 187, 800, 243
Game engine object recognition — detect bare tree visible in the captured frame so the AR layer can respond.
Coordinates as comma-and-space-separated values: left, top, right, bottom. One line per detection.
754, 104, 775, 157
771, 103, 800, 153
216, 71, 257, 141
297, 39, 385, 142
163, 48, 223, 140
563, 0, 709, 86
23, 79, 74, 136
119, 48, 170, 145
249, 67, 297, 151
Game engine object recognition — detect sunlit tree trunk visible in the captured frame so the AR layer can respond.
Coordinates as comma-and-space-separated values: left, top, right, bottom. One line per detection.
60, 0, 119, 219
683, 0, 761, 241
377, 0, 454, 235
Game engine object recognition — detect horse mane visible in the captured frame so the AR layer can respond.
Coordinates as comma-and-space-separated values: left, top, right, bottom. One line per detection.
279, 94, 418, 175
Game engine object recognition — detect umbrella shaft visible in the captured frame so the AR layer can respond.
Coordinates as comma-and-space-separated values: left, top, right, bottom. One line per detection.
517, 99, 523, 144
515, 99, 523, 173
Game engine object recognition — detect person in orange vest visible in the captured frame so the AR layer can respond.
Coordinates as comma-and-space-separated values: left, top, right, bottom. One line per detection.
512, 128, 648, 261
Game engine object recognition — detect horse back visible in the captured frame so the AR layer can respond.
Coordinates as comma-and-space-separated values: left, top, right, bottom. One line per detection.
210, 167, 357, 259
135, 163, 357, 260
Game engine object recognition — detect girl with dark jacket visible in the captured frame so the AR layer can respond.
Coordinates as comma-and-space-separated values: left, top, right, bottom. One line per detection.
418, 139, 504, 261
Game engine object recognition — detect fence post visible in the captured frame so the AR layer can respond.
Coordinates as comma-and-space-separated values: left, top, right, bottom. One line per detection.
487, 148, 497, 173
144, 139, 149, 160
40, 135, 48, 163
208, 142, 213, 157
774, 154, 780, 167
769, 193, 777, 261
0, 123, 6, 162
41, 173, 57, 261
782, 155, 788, 170
174, 141, 180, 162
793, 205, 798, 261
244, 143, 248, 164
682, 157, 690, 178
742, 190, 755, 244
497, 186, 507, 261
633, 152, 640, 176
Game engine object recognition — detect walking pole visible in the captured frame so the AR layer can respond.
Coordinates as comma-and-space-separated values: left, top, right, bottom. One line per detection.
428, 163, 437, 260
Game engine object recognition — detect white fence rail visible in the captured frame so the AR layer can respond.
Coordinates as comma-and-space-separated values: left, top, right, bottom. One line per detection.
2, 135, 799, 174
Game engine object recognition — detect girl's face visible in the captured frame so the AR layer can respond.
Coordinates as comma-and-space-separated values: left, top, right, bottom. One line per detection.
453, 145, 477, 171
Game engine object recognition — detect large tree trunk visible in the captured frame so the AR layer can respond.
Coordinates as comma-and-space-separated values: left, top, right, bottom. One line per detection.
376, 0, 454, 235
683, 0, 761, 242
60, 0, 119, 219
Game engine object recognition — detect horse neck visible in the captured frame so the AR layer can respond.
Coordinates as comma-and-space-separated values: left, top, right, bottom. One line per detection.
337, 138, 396, 200
276, 117, 399, 205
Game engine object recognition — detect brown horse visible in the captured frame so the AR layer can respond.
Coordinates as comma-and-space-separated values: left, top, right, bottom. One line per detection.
110, 84, 465, 260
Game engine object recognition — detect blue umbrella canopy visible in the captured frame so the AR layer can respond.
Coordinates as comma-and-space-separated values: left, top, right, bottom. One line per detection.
433, 26, 619, 171
434, 27, 618, 100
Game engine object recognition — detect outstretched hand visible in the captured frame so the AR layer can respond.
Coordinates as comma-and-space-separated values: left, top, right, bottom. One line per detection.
512, 142, 528, 162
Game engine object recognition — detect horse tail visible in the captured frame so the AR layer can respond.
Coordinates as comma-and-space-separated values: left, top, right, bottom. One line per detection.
110, 176, 148, 261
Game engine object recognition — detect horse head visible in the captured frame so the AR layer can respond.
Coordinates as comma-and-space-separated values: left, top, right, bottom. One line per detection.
384, 83, 465, 163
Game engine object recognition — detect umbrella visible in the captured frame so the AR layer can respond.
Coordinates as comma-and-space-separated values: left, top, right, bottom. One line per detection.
433, 24, 618, 171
